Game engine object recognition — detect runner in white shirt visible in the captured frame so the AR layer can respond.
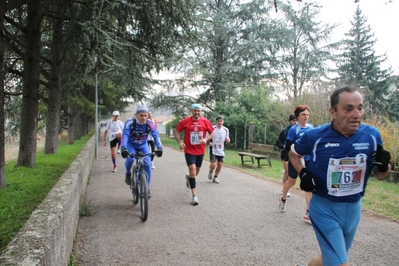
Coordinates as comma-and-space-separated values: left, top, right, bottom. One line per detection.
207, 115, 230, 184
103, 111, 124, 172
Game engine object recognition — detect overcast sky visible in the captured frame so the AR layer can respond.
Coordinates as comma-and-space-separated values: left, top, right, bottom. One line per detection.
316, 0, 398, 75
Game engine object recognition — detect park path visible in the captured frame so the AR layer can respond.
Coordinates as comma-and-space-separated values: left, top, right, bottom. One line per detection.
73, 135, 399, 266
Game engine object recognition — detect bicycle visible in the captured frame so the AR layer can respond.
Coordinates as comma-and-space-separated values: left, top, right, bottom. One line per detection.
127, 151, 154, 222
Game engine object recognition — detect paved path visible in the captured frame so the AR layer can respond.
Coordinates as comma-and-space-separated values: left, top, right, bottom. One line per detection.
74, 136, 399, 265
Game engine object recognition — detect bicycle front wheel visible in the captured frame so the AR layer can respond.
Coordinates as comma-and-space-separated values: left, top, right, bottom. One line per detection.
139, 173, 148, 222
132, 171, 139, 204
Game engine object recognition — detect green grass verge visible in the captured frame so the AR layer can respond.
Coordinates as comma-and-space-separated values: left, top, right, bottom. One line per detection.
161, 135, 399, 221
0, 132, 93, 252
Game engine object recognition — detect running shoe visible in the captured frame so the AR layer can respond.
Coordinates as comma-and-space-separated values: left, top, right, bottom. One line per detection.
279, 196, 286, 212
208, 171, 213, 180
280, 191, 291, 197
191, 195, 199, 206
112, 165, 117, 173
304, 210, 311, 223
117, 148, 121, 154
185, 174, 190, 189
213, 177, 219, 184
151, 162, 155, 169
125, 174, 132, 185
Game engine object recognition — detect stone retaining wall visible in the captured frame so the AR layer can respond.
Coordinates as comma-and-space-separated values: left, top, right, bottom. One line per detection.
0, 135, 95, 265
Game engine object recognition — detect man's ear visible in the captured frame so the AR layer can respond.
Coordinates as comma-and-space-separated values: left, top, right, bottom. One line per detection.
329, 107, 336, 120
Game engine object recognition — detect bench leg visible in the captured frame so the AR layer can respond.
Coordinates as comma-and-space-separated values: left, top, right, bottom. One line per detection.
250, 156, 254, 164
240, 155, 244, 165
257, 158, 261, 167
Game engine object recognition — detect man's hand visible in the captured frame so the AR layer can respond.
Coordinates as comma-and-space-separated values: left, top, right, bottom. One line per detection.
155, 148, 163, 158
299, 168, 317, 192
372, 144, 391, 172
121, 148, 129, 159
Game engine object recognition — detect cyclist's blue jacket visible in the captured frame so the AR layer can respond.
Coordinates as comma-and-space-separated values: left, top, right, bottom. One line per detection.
292, 123, 382, 203
121, 118, 162, 149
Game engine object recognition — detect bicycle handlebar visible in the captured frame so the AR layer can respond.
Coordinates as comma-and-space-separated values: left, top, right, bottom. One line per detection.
127, 152, 155, 159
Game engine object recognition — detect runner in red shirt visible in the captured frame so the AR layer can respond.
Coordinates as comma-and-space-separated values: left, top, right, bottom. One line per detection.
174, 103, 214, 206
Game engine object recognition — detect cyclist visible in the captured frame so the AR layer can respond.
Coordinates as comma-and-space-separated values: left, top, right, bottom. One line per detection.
120, 106, 163, 198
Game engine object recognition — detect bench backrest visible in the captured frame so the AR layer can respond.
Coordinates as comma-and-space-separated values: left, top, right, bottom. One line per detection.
248, 143, 274, 154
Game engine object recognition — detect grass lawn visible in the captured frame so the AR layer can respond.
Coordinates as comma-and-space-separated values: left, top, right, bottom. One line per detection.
0, 133, 93, 253
161, 135, 399, 221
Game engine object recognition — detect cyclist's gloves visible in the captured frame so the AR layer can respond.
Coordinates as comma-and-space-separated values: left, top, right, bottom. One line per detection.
299, 168, 317, 192
121, 147, 129, 159
155, 148, 163, 157
372, 144, 391, 172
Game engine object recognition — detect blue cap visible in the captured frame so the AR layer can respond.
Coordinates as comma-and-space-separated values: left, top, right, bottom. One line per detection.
191, 103, 202, 110
136, 105, 148, 115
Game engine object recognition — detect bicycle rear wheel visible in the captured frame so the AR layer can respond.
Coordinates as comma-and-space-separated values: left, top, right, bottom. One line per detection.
132, 171, 139, 204
139, 173, 148, 222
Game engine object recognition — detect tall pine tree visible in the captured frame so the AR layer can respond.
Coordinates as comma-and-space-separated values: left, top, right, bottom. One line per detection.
337, 6, 392, 117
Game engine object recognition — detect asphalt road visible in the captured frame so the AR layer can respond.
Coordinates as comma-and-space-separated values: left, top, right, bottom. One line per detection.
74, 136, 399, 266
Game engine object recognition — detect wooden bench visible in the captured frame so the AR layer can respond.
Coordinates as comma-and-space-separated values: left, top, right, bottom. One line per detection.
237, 143, 273, 167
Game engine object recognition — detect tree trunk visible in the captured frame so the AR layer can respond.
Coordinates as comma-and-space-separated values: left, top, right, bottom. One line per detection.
44, 8, 64, 154
0, 0, 7, 188
67, 106, 75, 144
17, 0, 42, 167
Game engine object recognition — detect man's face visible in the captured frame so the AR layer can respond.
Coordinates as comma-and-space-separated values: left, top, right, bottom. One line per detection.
191, 108, 201, 120
112, 115, 119, 121
136, 112, 148, 123
148, 112, 152, 119
289, 119, 297, 126
216, 119, 224, 127
329, 91, 364, 136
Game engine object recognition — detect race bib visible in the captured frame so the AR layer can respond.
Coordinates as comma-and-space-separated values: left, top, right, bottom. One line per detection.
327, 154, 367, 197
190, 131, 203, 145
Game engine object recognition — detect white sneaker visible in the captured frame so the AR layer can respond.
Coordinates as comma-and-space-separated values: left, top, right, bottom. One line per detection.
151, 162, 155, 169
117, 148, 121, 154
208, 171, 213, 180
191, 195, 199, 206
280, 191, 291, 197
213, 178, 219, 184
112, 166, 117, 173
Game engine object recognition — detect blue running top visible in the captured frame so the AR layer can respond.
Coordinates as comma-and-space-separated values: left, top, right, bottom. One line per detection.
292, 123, 382, 202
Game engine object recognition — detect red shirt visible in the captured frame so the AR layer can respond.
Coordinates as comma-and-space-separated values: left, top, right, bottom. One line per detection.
176, 116, 214, 155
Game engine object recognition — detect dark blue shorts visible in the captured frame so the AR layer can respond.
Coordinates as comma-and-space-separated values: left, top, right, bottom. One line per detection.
185, 153, 204, 168
288, 160, 299, 179
110, 138, 118, 148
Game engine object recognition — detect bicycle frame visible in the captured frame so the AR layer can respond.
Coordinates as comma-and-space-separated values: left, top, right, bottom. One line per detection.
128, 151, 154, 222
